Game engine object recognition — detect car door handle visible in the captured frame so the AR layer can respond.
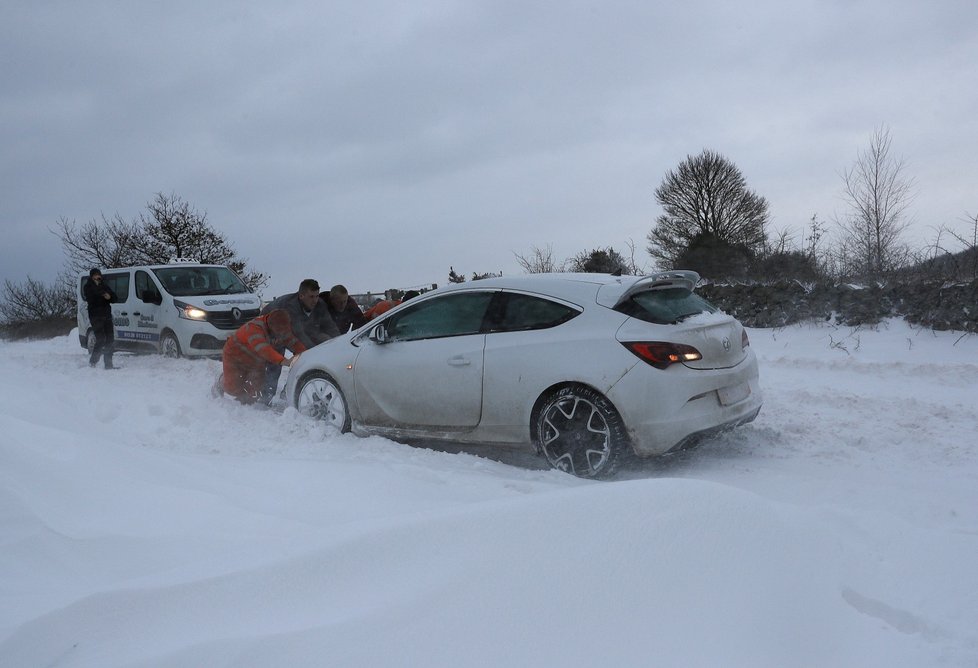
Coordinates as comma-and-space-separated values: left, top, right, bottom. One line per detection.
120, 311, 129, 316
133, 311, 141, 316
447, 356, 471, 367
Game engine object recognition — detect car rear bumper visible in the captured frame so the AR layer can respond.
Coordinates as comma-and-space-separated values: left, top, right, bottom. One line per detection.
608, 354, 762, 456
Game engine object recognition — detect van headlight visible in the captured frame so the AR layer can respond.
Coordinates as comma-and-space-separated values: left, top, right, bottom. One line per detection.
174, 300, 207, 321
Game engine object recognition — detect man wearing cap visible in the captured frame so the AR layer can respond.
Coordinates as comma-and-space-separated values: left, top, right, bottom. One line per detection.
83, 268, 117, 369
221, 309, 307, 404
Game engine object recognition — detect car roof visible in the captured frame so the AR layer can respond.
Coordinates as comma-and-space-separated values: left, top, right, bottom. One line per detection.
434, 273, 638, 303
431, 271, 702, 307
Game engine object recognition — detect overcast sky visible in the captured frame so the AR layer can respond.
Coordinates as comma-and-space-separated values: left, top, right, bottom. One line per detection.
3, 0, 976, 298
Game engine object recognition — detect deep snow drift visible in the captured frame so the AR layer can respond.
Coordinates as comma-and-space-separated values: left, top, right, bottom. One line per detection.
1, 320, 977, 667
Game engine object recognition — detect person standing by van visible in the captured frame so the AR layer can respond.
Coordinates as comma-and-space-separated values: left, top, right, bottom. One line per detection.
83, 268, 117, 369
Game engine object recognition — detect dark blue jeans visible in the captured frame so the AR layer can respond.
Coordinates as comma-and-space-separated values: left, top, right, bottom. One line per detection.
89, 314, 115, 368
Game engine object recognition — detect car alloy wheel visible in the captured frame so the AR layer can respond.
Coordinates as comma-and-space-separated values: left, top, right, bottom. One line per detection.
296, 372, 351, 432
160, 331, 181, 358
536, 385, 629, 479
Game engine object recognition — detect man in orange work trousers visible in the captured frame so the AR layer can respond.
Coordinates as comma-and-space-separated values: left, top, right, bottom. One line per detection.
219, 309, 307, 404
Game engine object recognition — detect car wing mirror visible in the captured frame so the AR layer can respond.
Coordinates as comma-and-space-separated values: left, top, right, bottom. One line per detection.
369, 323, 389, 344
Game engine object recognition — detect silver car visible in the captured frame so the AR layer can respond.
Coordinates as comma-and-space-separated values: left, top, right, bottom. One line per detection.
285, 271, 761, 478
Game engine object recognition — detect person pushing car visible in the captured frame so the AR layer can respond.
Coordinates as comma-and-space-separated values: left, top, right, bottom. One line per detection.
220, 309, 307, 404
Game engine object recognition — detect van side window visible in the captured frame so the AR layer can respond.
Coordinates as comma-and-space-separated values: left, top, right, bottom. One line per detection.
135, 271, 157, 301
101, 273, 130, 301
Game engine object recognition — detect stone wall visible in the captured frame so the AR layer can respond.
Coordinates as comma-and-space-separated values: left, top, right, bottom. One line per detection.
697, 279, 978, 332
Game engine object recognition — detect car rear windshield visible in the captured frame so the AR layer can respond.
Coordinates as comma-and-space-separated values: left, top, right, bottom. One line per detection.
614, 287, 717, 325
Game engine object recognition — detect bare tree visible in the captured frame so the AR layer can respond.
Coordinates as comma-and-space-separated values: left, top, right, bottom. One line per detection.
946, 211, 978, 280
647, 150, 769, 268
0, 273, 75, 327
917, 211, 978, 281
513, 244, 565, 273
622, 238, 649, 275
52, 193, 267, 290
836, 126, 915, 278
53, 213, 141, 274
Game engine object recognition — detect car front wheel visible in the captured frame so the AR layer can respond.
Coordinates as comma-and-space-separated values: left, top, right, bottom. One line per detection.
535, 385, 630, 479
296, 372, 351, 432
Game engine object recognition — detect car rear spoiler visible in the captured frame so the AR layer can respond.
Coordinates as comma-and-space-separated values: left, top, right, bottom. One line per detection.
613, 270, 701, 308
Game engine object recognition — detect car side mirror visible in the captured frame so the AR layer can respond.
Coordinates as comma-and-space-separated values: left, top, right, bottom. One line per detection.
142, 290, 162, 305
369, 323, 389, 344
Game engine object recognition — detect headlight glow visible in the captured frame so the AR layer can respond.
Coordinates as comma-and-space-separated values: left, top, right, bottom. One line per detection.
175, 300, 208, 321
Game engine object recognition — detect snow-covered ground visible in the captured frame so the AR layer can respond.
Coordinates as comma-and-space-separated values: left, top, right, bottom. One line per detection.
1, 320, 977, 667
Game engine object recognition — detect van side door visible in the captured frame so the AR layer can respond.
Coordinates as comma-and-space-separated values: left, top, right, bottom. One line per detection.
101, 271, 134, 342
132, 269, 164, 347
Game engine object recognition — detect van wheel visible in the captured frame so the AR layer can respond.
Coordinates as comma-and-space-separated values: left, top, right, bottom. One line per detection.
160, 331, 182, 358
86, 328, 96, 355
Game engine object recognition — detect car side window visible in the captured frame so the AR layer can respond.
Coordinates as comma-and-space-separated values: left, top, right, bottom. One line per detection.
387, 292, 494, 342
487, 292, 580, 332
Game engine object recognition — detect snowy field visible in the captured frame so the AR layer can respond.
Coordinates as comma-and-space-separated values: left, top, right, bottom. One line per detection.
1, 320, 977, 667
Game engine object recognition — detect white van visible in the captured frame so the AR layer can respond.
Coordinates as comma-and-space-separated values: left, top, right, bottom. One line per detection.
76, 260, 262, 358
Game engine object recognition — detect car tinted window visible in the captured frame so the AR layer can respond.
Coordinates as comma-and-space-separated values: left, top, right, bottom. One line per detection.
387, 292, 494, 341
615, 287, 716, 325
488, 292, 579, 332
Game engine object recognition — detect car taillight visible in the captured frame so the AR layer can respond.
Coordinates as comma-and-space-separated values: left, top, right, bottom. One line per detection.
742, 329, 750, 349
622, 341, 703, 370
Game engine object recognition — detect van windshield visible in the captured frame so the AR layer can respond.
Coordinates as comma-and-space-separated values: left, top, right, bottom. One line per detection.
152, 266, 249, 297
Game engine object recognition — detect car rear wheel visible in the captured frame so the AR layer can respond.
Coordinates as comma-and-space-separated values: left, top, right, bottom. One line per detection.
535, 385, 630, 479
296, 372, 351, 432
160, 331, 181, 358
86, 328, 96, 355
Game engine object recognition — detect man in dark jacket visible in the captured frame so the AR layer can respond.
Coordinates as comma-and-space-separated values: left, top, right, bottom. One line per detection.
259, 279, 339, 401
324, 284, 366, 334
83, 268, 117, 369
